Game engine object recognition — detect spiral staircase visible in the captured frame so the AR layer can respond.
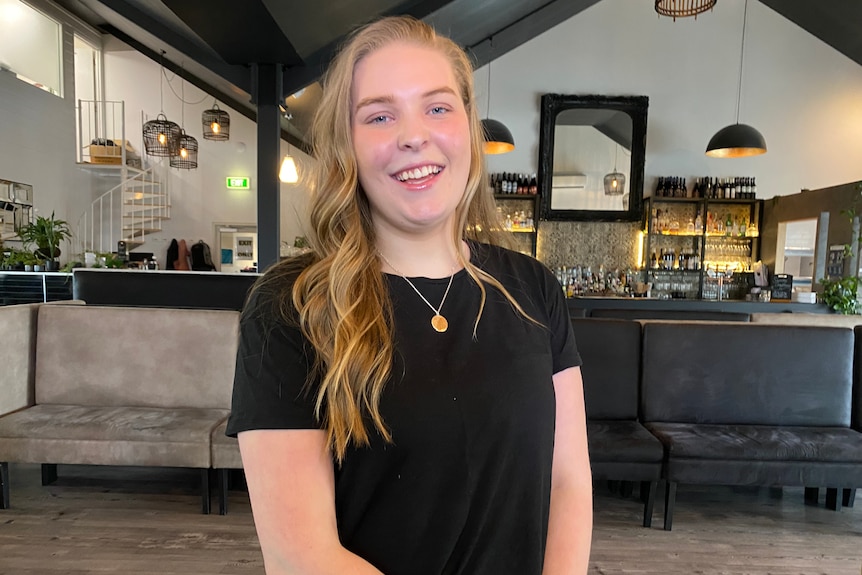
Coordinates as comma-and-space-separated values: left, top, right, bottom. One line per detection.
75, 100, 170, 256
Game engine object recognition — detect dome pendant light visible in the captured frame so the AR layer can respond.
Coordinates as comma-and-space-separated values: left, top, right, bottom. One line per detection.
706, 0, 766, 158
481, 38, 514, 155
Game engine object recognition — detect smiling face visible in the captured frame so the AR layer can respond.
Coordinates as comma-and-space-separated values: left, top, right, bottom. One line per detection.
351, 41, 472, 242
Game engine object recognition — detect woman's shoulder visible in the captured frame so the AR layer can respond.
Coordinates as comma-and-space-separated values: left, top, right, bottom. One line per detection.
470, 241, 551, 279
244, 252, 316, 321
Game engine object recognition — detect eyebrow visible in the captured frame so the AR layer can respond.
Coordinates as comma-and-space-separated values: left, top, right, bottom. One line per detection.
354, 87, 459, 113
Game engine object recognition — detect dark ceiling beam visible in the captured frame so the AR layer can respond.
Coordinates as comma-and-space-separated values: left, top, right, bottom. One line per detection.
280, 0, 456, 99
162, 0, 303, 66
466, 0, 601, 65
103, 25, 308, 153
93, 0, 249, 89
759, 0, 862, 69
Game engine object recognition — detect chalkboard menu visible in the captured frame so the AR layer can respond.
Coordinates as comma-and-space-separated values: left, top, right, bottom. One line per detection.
771, 273, 793, 301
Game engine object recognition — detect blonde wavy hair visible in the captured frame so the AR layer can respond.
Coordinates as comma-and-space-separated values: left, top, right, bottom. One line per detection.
258, 15, 529, 462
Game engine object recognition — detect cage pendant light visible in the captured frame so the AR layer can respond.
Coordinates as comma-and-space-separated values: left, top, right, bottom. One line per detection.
170, 71, 198, 169
143, 51, 181, 157
655, 0, 717, 21
603, 144, 625, 196
705, 0, 766, 158
481, 38, 514, 155
202, 101, 230, 141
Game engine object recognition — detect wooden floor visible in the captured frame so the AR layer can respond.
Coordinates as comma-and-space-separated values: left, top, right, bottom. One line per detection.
0, 463, 860, 574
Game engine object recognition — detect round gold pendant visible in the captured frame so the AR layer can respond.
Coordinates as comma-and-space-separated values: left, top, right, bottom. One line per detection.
431, 314, 448, 333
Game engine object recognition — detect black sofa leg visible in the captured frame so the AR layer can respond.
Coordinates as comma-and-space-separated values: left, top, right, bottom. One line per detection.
218, 469, 229, 515
804, 487, 819, 505
1, 462, 9, 509
41, 464, 58, 486
843, 488, 856, 508
663, 481, 677, 531
201, 469, 212, 515
642, 481, 657, 528
825, 488, 842, 511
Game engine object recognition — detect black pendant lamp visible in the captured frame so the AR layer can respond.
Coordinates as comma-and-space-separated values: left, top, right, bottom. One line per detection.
481, 38, 514, 155
170, 69, 198, 169
143, 51, 181, 157
202, 101, 230, 141
705, 0, 766, 158
655, 0, 716, 21
603, 144, 625, 196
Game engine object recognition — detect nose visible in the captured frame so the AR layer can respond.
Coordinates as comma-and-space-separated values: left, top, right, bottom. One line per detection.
398, 113, 429, 151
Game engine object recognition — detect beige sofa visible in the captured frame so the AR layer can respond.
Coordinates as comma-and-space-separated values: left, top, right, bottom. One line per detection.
0, 303, 240, 514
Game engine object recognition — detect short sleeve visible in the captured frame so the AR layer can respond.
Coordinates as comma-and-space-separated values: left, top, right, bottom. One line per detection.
225, 287, 320, 437
541, 264, 581, 374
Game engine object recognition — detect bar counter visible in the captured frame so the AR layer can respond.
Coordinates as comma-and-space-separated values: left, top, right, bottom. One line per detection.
567, 295, 829, 316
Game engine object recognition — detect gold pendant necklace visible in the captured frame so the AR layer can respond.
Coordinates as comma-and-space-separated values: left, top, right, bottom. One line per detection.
378, 252, 455, 333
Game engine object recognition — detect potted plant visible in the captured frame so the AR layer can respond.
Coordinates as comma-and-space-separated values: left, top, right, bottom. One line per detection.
18, 211, 72, 271
819, 276, 861, 314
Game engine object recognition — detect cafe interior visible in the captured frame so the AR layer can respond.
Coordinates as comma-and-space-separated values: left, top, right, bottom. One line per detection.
1, 0, 861, 573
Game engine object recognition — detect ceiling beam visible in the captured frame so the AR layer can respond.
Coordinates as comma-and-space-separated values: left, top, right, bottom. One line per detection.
93, 0, 249, 89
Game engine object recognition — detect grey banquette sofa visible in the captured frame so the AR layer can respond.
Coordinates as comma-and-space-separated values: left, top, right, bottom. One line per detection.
0, 302, 239, 513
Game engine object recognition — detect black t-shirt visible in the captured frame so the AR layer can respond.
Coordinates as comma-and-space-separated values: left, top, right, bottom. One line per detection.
227, 242, 581, 575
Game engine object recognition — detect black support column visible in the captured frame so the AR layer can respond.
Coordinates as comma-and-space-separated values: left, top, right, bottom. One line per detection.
254, 63, 282, 272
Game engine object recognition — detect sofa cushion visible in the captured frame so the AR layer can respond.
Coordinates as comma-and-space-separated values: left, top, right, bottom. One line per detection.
0, 404, 228, 468
35, 305, 239, 409
211, 419, 243, 469
571, 318, 641, 420
641, 323, 855, 426
587, 420, 664, 463
646, 422, 862, 462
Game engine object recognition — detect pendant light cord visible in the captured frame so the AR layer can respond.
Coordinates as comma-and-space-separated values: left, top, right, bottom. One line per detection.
735, 0, 749, 124
485, 37, 493, 120
159, 50, 165, 114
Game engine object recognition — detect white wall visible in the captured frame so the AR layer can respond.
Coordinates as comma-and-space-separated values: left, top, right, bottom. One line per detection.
479, 0, 862, 198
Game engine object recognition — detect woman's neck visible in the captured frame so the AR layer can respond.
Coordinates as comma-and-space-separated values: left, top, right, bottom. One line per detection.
377, 236, 467, 279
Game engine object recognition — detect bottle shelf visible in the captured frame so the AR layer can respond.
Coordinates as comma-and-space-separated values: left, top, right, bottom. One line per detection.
643, 195, 762, 300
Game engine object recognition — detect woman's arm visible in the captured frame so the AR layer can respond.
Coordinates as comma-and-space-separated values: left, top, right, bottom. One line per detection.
543, 366, 593, 574
239, 429, 386, 575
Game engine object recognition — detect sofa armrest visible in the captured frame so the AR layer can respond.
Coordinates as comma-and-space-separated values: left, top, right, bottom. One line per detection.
0, 303, 40, 415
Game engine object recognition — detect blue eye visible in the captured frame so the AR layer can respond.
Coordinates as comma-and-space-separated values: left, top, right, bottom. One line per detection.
430, 106, 448, 115
369, 115, 389, 124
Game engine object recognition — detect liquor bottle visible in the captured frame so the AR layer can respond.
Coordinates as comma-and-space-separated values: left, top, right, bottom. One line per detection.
694, 211, 703, 234
529, 173, 538, 194
725, 213, 733, 236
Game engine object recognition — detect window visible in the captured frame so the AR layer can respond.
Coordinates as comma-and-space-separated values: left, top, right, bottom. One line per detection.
0, 0, 63, 97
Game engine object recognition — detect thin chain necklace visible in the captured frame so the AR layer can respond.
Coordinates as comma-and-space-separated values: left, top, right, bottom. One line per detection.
378, 252, 455, 333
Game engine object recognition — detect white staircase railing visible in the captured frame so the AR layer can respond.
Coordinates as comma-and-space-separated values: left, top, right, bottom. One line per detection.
76, 165, 170, 255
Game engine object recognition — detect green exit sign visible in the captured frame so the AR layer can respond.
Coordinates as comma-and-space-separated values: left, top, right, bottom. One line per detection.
226, 177, 250, 189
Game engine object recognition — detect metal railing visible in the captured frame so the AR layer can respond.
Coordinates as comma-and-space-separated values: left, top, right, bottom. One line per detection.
76, 165, 169, 255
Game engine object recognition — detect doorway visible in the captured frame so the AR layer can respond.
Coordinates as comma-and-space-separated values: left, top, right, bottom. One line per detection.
776, 218, 817, 291
214, 223, 257, 273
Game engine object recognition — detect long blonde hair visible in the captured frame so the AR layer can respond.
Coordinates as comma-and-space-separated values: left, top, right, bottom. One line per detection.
258, 16, 527, 462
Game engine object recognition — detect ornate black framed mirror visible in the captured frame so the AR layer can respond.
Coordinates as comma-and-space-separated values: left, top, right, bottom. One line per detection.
538, 94, 648, 222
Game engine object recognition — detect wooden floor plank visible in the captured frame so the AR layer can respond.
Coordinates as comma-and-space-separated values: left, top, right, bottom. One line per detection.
0, 464, 860, 574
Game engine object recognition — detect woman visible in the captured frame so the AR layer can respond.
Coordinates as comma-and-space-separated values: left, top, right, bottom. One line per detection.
227, 15, 592, 575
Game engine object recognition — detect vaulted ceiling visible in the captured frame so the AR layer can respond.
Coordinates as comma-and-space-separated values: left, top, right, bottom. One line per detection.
52, 0, 862, 150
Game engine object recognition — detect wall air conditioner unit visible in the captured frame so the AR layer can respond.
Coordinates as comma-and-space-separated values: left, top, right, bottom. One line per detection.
550, 174, 587, 210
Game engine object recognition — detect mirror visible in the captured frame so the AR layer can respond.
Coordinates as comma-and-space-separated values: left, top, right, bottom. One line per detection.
538, 94, 648, 222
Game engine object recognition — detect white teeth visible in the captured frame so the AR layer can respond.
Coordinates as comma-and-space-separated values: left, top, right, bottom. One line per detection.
396, 165, 441, 181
